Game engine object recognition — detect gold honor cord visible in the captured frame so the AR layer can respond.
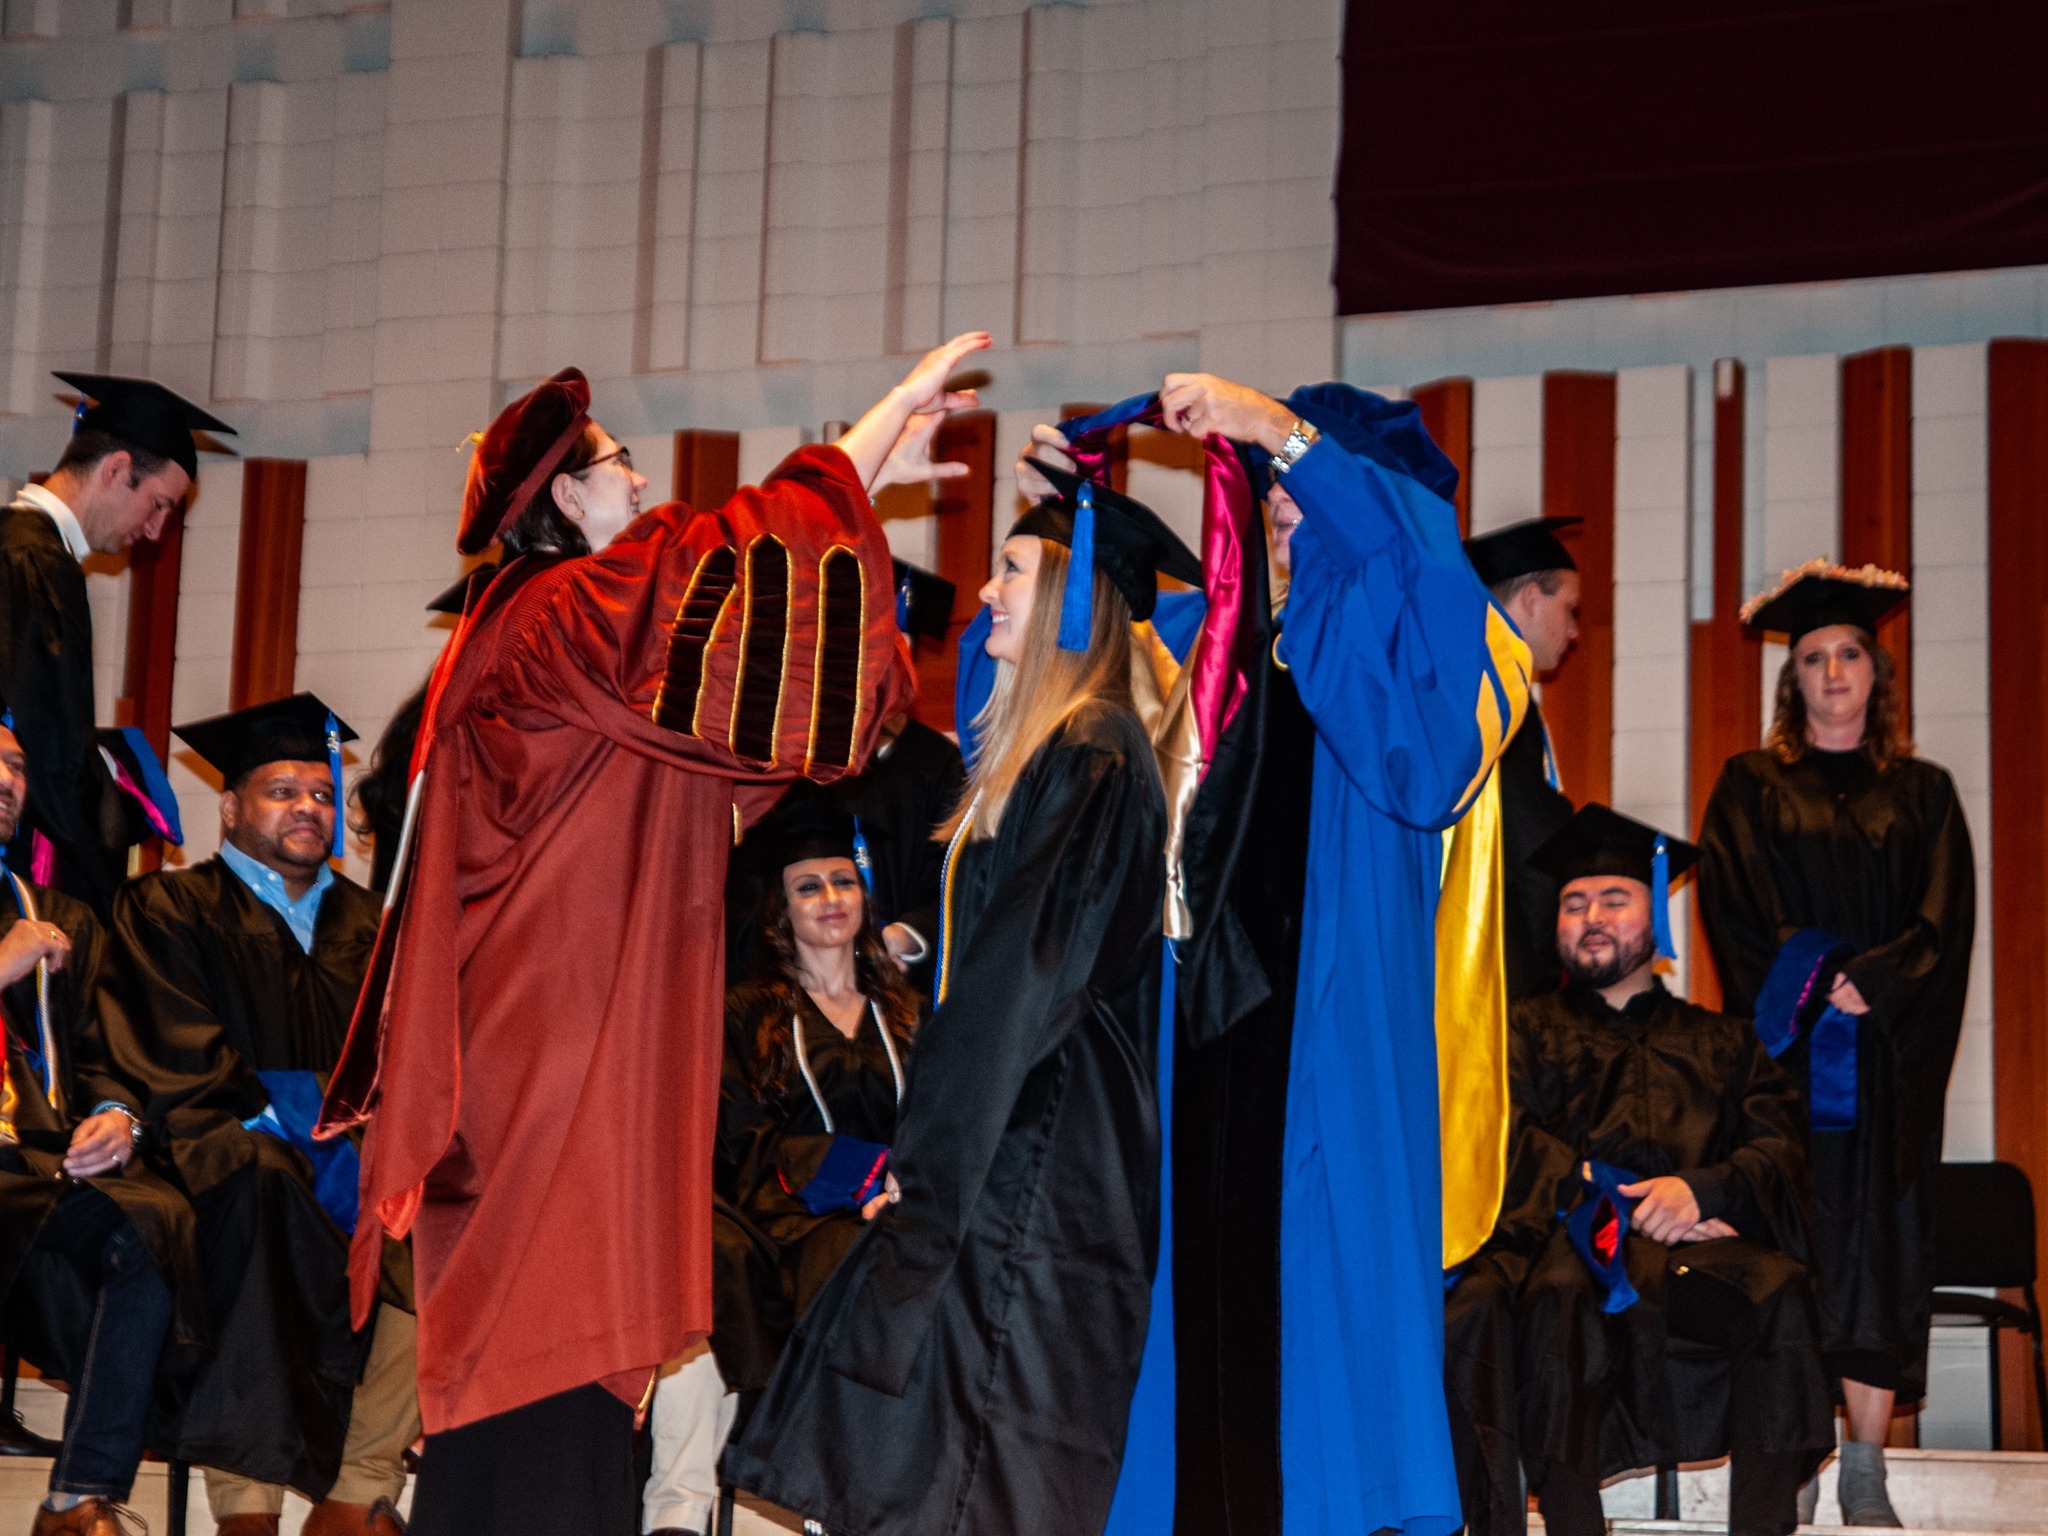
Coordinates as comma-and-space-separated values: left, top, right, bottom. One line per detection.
933, 791, 982, 1006
1435, 766, 1510, 1268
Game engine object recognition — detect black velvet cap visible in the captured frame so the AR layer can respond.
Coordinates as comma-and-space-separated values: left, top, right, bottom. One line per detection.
893, 559, 956, 642
1528, 802, 1699, 887
54, 372, 235, 481
1463, 517, 1580, 588
173, 693, 357, 786
760, 788, 859, 873
1740, 563, 1908, 645
1015, 458, 1202, 623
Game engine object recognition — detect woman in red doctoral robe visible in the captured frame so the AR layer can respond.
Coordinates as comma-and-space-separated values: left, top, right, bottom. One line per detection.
319, 333, 989, 1534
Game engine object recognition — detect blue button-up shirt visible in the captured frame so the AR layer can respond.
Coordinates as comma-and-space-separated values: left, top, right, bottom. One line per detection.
218, 840, 333, 954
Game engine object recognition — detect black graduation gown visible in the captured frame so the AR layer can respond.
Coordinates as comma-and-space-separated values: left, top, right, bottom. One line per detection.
1498, 697, 1573, 1003
710, 985, 907, 1392
1697, 748, 1975, 1401
1447, 983, 1833, 1514
96, 859, 382, 1495
0, 501, 132, 917
0, 881, 207, 1392
1169, 632, 1315, 1536
723, 699, 1167, 1536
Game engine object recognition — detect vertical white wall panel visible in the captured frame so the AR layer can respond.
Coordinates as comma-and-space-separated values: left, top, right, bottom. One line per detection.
1758, 353, 1841, 730
1468, 374, 1543, 535
165, 467, 243, 866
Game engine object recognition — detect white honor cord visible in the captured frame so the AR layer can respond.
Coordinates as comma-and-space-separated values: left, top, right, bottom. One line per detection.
383, 768, 428, 913
793, 998, 904, 1134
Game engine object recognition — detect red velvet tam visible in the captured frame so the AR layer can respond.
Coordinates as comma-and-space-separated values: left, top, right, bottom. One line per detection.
457, 367, 592, 555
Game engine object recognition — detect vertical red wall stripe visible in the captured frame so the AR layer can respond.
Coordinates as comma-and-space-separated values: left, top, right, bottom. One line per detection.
1840, 346, 1914, 732
1989, 337, 2048, 1450
926, 410, 997, 733
1688, 360, 1761, 1008
1412, 377, 1474, 536
228, 459, 308, 712
673, 430, 740, 510
1540, 372, 1616, 808
116, 506, 185, 873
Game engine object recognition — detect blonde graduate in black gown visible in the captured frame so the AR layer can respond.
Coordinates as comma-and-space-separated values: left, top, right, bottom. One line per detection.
1698, 565, 1975, 1526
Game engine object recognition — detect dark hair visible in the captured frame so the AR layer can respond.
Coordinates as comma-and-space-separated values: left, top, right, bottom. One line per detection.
350, 680, 429, 893
1767, 628, 1914, 771
743, 873, 920, 1099
496, 423, 601, 559
55, 430, 171, 483
1489, 568, 1570, 607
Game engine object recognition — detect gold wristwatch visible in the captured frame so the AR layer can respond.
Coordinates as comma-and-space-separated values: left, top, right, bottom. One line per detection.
1271, 418, 1320, 474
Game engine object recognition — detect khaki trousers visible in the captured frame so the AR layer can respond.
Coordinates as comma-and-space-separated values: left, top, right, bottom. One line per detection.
205, 1305, 421, 1518
640, 1344, 737, 1534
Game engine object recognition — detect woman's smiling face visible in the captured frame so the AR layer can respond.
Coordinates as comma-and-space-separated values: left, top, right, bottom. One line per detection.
979, 535, 1042, 663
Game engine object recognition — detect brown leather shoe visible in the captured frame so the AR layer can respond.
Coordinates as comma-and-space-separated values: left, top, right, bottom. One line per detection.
30, 1499, 139, 1536
213, 1517, 283, 1536
303, 1498, 408, 1536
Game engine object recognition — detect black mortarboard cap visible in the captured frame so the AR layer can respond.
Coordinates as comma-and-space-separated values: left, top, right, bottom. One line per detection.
1528, 802, 1699, 887
173, 693, 357, 788
1740, 561, 1908, 646
893, 559, 956, 642
53, 372, 235, 482
1464, 517, 1581, 588
1015, 458, 1202, 627
758, 786, 860, 873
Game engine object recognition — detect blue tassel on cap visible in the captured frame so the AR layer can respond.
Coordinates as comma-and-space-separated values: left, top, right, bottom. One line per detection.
1651, 834, 1675, 960
1056, 482, 1095, 653
325, 711, 345, 861
71, 398, 88, 433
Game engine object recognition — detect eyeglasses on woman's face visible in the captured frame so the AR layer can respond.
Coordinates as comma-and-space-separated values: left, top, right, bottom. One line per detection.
580, 444, 634, 477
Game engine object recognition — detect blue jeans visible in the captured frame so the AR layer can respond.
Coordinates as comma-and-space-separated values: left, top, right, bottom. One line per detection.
34, 1187, 172, 1502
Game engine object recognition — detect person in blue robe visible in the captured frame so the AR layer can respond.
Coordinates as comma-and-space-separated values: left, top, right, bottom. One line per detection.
1151, 373, 1530, 1536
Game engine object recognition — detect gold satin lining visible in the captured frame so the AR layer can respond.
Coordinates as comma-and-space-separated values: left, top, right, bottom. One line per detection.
1436, 765, 1511, 1268
1132, 620, 1202, 941
1449, 604, 1533, 819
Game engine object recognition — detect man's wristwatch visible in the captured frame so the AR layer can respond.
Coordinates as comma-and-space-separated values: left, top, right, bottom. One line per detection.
1271, 419, 1320, 474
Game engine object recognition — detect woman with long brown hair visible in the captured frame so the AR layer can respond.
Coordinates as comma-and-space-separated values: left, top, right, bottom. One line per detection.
1698, 564, 1975, 1526
724, 469, 1196, 1535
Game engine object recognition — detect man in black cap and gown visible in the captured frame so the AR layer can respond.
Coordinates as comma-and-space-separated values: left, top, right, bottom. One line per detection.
0, 707, 210, 1535
1464, 518, 1582, 1001
1444, 804, 1834, 1536
0, 373, 234, 917
96, 694, 415, 1536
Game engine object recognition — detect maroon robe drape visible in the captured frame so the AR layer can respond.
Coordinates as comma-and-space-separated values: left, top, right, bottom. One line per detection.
321, 445, 914, 1433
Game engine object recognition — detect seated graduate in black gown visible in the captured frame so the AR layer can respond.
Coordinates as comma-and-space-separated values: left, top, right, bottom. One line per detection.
1445, 804, 1834, 1536
0, 710, 207, 1536
643, 793, 923, 1535
95, 695, 415, 1536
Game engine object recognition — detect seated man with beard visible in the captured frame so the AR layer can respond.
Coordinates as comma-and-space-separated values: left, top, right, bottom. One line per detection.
1444, 805, 1834, 1536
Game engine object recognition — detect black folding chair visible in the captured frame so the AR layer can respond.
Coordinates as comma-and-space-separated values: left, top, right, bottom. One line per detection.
1929, 1160, 2048, 1448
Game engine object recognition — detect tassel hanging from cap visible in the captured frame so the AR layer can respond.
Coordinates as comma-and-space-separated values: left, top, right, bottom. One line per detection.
1651, 834, 1675, 961
325, 711, 345, 861
1057, 482, 1096, 653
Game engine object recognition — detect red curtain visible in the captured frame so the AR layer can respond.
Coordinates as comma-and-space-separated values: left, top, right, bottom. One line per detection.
1337, 0, 2048, 315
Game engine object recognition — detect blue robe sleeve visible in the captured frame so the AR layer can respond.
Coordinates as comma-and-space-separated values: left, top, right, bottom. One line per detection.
1276, 441, 1528, 832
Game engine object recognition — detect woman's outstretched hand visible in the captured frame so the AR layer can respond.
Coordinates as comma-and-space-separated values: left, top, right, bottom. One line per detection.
1013, 422, 1073, 502
841, 332, 992, 492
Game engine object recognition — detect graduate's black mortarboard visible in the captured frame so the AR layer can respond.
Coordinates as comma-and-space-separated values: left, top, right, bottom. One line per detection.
1528, 802, 1699, 961
1017, 458, 1202, 639
53, 372, 235, 482
893, 559, 955, 643
1463, 517, 1581, 588
760, 789, 860, 873
426, 564, 500, 616
174, 693, 358, 857
1739, 560, 1909, 645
